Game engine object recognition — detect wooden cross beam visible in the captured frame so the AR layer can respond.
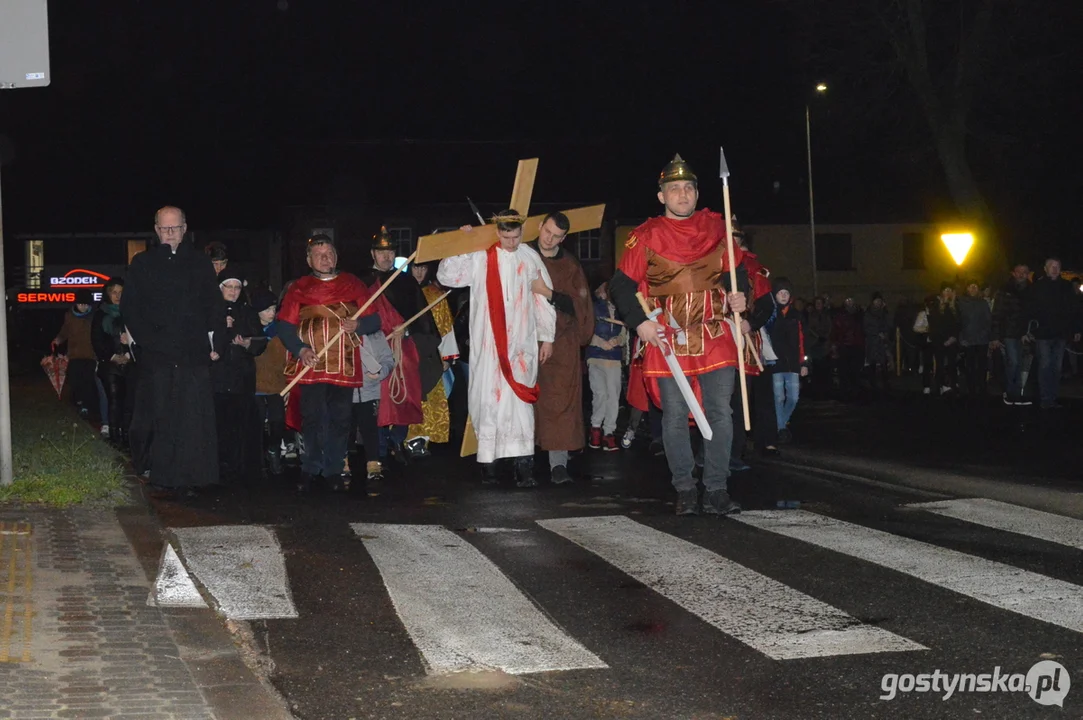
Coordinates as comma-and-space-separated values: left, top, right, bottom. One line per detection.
452, 158, 605, 456
413, 159, 606, 263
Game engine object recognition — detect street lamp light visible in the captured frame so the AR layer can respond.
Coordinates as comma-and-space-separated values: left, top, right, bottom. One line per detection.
941, 232, 974, 266
806, 83, 828, 298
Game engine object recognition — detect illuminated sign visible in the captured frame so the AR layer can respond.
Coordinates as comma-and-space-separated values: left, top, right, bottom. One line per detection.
17, 265, 123, 307
49, 268, 110, 288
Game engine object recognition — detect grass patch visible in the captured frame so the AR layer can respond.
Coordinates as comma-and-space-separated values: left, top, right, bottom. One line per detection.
0, 375, 127, 507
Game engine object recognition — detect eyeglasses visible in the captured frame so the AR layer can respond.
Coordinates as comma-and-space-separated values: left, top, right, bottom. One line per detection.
157, 225, 185, 234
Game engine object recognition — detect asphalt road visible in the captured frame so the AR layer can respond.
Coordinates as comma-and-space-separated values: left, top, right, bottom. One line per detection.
148, 396, 1083, 720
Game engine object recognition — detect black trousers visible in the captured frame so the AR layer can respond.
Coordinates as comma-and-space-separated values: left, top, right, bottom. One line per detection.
214, 393, 261, 483
98, 370, 127, 433
255, 394, 286, 454
731, 371, 779, 456
67, 358, 99, 420
352, 399, 382, 466
299, 383, 353, 476
126, 363, 152, 474
963, 345, 989, 397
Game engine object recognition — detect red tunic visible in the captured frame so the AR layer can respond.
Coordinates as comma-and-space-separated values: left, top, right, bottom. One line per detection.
617, 209, 745, 405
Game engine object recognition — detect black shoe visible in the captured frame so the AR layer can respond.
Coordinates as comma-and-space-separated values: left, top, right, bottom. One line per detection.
760, 446, 781, 457
778, 428, 793, 444
702, 490, 741, 516
404, 437, 430, 459
297, 472, 315, 493
480, 463, 501, 485
329, 472, 350, 492
266, 449, 284, 476
388, 441, 410, 466
366, 470, 384, 497
514, 458, 537, 488
675, 489, 699, 516
729, 459, 751, 472
550, 465, 574, 485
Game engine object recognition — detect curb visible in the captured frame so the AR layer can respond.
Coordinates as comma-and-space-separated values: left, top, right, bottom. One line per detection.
761, 449, 1083, 520
118, 476, 295, 720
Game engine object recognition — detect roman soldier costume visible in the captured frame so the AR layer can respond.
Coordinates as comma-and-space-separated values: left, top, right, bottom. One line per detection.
608, 154, 744, 516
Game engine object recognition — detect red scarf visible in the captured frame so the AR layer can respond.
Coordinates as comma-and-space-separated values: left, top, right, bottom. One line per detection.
485, 244, 539, 404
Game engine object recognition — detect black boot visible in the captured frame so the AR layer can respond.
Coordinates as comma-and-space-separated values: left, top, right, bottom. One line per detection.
297, 471, 315, 494
480, 462, 501, 485
514, 457, 537, 488
404, 437, 430, 459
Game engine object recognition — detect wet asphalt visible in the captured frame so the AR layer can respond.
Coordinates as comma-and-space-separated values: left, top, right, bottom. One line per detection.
147, 395, 1083, 720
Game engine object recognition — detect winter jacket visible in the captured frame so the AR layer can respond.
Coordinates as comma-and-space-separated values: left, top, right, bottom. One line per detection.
356, 332, 395, 403
55, 308, 96, 361
956, 295, 992, 346
254, 322, 288, 395
991, 279, 1030, 341
586, 297, 625, 363
805, 308, 833, 359
831, 308, 864, 348
863, 305, 892, 365
769, 304, 806, 374
91, 303, 131, 376
1026, 275, 1079, 340
927, 300, 960, 346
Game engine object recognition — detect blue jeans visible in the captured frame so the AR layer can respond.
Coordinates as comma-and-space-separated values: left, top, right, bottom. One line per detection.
1036, 338, 1067, 408
1002, 339, 1023, 398
658, 366, 735, 493
772, 372, 800, 430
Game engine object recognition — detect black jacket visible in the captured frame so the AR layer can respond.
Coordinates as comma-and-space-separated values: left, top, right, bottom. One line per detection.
121, 241, 227, 366
992, 279, 1030, 341
91, 304, 130, 376
210, 300, 264, 395
769, 304, 806, 374
927, 301, 960, 346
1026, 275, 1079, 340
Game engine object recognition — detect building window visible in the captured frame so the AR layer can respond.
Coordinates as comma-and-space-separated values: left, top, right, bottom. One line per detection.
387, 226, 413, 256
570, 229, 601, 261
815, 233, 854, 271
25, 240, 44, 288
901, 232, 925, 270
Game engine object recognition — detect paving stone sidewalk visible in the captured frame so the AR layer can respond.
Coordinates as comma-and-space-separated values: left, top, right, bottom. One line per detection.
0, 499, 293, 720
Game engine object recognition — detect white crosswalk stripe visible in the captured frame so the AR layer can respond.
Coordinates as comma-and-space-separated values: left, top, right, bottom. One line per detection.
733, 509, 1083, 634
908, 497, 1083, 551
351, 523, 608, 675
172, 525, 298, 620
537, 515, 924, 660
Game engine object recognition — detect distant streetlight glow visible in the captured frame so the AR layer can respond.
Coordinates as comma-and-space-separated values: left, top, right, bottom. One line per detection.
815, 83, 828, 93
941, 233, 974, 266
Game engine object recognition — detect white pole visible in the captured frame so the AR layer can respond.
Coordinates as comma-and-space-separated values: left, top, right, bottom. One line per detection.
806, 105, 819, 299
0, 164, 14, 486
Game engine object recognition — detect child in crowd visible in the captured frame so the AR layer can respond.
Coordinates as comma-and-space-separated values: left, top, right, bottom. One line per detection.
250, 288, 289, 476
350, 322, 396, 494
586, 282, 626, 451
767, 278, 808, 442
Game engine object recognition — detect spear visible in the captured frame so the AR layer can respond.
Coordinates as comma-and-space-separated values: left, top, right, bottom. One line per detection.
720, 147, 751, 431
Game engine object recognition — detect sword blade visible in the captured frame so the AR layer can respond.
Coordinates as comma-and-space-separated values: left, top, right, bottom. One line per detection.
659, 340, 714, 441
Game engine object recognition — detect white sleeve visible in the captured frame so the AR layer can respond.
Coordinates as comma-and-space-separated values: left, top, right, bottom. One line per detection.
437, 252, 481, 289
531, 255, 557, 344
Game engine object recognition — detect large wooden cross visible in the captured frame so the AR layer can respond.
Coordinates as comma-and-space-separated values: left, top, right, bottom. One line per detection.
432, 158, 606, 456
414, 158, 606, 262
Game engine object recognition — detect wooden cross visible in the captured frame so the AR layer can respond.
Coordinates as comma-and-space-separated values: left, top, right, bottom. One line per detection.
413, 158, 606, 263
441, 158, 606, 456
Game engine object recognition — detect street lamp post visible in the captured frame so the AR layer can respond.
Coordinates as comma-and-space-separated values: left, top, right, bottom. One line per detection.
806, 83, 828, 299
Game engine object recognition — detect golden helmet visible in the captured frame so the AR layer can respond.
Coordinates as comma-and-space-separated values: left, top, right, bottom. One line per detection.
371, 225, 395, 250
659, 153, 698, 186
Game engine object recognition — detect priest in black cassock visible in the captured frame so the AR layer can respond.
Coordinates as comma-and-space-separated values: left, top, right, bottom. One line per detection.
359, 227, 442, 462
122, 206, 227, 495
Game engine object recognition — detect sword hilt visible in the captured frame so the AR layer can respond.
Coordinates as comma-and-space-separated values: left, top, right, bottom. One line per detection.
635, 292, 662, 321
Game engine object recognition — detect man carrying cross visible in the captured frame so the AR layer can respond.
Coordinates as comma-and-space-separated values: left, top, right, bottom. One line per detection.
437, 210, 556, 486
607, 155, 747, 516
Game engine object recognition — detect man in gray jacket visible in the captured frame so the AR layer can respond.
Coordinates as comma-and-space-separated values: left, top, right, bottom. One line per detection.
958, 280, 993, 400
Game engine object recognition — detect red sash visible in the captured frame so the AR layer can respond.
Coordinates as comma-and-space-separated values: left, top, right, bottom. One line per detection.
485, 244, 539, 404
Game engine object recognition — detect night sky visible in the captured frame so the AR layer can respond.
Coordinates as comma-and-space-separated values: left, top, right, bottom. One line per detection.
1, 1, 1080, 266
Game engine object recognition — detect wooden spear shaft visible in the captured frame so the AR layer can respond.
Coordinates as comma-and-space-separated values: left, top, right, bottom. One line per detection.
722, 183, 752, 431
388, 289, 451, 337
279, 251, 417, 396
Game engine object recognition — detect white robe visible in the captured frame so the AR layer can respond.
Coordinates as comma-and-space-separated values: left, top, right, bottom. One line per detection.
438, 244, 556, 463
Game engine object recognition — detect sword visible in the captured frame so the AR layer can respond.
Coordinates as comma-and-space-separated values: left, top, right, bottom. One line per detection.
636, 292, 713, 440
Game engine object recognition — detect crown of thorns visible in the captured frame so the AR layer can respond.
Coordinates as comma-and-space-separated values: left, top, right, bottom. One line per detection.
490, 213, 527, 225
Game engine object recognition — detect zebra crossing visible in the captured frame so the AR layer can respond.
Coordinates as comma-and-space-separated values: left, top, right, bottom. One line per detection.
150, 497, 1083, 676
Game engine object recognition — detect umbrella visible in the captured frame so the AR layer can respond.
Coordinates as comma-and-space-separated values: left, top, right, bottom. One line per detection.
41, 353, 69, 399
